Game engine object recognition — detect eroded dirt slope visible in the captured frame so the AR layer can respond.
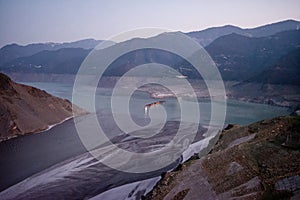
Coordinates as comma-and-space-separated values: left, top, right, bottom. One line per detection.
145, 116, 300, 200
0, 73, 86, 141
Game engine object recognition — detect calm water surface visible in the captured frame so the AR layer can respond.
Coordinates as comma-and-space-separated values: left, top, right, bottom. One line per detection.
23, 82, 290, 125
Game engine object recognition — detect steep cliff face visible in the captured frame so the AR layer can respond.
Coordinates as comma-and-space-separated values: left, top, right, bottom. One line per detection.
145, 116, 300, 200
0, 73, 86, 141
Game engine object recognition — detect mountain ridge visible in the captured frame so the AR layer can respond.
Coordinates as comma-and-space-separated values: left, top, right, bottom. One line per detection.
186, 19, 300, 46
206, 29, 300, 80
0, 39, 102, 66
2, 29, 299, 81
246, 48, 300, 85
1, 19, 299, 67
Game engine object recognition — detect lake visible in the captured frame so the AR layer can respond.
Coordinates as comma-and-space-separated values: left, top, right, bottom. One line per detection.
0, 81, 290, 198
23, 81, 290, 126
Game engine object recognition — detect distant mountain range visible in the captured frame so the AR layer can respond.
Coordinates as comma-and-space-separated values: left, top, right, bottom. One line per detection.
0, 39, 102, 66
247, 47, 300, 85
186, 19, 300, 46
0, 19, 299, 85
206, 29, 300, 81
2, 48, 90, 74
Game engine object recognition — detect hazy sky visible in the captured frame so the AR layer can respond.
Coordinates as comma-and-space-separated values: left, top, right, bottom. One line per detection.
0, 0, 299, 47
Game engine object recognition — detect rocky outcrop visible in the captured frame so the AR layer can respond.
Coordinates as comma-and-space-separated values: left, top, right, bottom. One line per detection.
145, 116, 300, 200
0, 73, 86, 141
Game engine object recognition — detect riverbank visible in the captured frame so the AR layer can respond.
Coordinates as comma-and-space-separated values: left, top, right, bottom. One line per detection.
0, 73, 88, 142
5, 73, 299, 108
0, 121, 209, 198
144, 115, 300, 199
138, 80, 300, 109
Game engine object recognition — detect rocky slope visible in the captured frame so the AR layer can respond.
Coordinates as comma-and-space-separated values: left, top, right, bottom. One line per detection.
0, 73, 86, 141
145, 116, 300, 200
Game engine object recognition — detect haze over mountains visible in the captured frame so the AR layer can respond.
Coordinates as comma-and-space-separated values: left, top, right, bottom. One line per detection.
186, 19, 300, 46
0, 39, 101, 66
0, 19, 299, 86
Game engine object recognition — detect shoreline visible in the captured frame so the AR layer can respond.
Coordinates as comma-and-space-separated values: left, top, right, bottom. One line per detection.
139, 87, 294, 110
0, 116, 74, 143
6, 73, 298, 109
90, 124, 222, 199
0, 111, 89, 143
